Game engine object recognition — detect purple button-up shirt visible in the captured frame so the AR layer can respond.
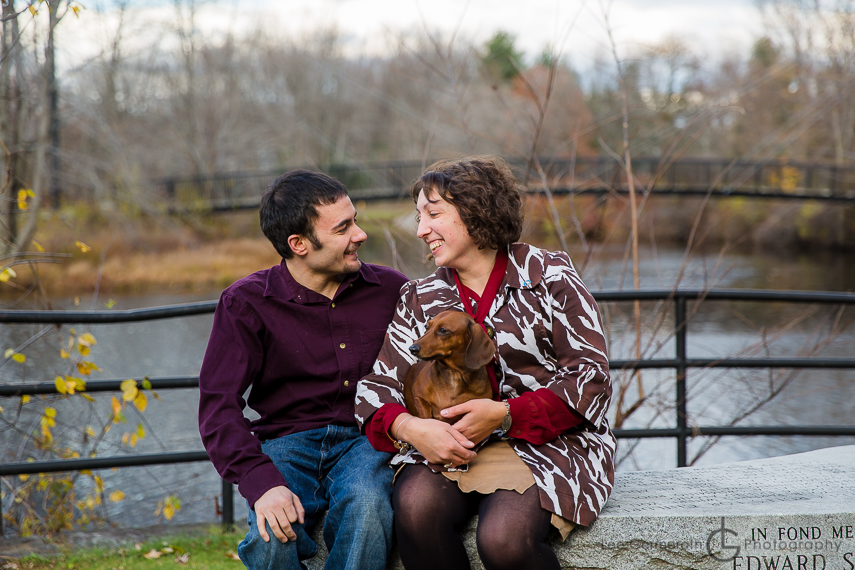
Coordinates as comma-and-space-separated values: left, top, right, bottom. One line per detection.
198, 260, 408, 508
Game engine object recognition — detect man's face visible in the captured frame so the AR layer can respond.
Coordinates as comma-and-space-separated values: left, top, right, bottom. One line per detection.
302, 196, 367, 277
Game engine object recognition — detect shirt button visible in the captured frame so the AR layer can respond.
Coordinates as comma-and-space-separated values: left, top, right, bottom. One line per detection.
516, 430, 521, 435
331, 303, 336, 308
344, 380, 350, 386
340, 343, 346, 349
349, 283, 353, 288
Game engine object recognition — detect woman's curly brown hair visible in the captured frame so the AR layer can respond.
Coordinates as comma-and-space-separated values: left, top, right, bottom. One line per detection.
410, 155, 524, 250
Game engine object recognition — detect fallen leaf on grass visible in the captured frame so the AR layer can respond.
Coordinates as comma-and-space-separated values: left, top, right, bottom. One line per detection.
134, 542, 143, 551
225, 550, 241, 560
143, 549, 161, 559
176, 553, 190, 564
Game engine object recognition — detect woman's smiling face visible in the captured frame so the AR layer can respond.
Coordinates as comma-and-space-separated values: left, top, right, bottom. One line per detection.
415, 187, 476, 270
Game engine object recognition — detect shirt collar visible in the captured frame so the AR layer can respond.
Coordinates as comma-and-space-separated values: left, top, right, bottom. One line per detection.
264, 259, 381, 303
503, 243, 543, 290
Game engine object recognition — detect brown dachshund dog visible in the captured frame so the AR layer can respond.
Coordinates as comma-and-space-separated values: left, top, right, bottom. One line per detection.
404, 310, 496, 423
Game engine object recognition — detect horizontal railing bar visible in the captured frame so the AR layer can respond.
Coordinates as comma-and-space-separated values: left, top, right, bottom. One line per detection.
0, 451, 211, 476
614, 426, 855, 438
0, 376, 199, 397
0, 301, 218, 324
610, 358, 855, 369
4, 424, 854, 476
0, 289, 852, 326
5, 354, 855, 397
593, 289, 855, 303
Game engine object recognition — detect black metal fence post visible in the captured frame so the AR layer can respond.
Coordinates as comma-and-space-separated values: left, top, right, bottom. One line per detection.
675, 295, 688, 467
222, 479, 234, 531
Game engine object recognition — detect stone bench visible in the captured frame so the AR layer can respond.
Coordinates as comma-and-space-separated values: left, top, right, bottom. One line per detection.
307, 445, 855, 569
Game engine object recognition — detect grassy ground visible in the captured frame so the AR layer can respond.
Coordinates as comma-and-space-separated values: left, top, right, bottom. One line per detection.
10, 526, 246, 570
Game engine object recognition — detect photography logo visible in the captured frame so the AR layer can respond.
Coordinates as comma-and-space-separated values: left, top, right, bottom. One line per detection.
707, 517, 740, 562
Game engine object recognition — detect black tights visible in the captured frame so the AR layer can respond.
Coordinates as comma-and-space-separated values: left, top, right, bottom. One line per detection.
392, 464, 559, 570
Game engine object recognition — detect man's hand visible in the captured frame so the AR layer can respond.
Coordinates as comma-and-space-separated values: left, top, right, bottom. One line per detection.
397, 416, 476, 467
442, 399, 506, 444
254, 486, 305, 543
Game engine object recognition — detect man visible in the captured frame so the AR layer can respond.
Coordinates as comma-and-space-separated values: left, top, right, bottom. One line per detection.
198, 169, 408, 570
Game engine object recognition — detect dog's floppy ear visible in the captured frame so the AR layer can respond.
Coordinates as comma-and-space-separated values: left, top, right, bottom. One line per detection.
464, 320, 496, 370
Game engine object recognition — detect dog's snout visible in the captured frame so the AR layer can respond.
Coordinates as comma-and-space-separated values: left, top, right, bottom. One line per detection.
409, 344, 421, 356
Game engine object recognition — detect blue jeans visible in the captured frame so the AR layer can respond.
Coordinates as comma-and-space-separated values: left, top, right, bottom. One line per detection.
237, 425, 394, 570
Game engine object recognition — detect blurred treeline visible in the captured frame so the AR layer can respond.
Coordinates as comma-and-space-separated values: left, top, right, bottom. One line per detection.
2, 0, 855, 252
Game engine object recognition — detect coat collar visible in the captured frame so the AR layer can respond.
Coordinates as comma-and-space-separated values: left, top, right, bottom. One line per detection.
430, 243, 543, 291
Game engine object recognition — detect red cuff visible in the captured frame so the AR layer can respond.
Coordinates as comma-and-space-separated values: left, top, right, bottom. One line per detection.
505, 388, 584, 445
365, 403, 409, 453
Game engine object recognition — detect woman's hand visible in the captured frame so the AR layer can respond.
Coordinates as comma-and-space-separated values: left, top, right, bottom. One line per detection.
397, 416, 477, 467
442, 398, 506, 444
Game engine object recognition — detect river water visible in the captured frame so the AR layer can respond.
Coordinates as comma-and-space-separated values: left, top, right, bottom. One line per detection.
1, 241, 854, 530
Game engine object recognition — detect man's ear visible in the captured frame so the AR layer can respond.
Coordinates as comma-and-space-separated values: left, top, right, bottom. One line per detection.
287, 234, 308, 257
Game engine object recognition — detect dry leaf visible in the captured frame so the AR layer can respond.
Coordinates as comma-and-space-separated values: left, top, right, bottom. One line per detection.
143, 549, 161, 559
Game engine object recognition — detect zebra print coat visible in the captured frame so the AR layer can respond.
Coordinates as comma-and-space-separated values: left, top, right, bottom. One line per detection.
355, 243, 615, 526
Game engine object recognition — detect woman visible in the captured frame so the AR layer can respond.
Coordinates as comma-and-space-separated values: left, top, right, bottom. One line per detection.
355, 156, 615, 570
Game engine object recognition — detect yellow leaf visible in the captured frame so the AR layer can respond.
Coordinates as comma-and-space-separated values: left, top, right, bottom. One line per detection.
121, 432, 130, 445
44, 407, 56, 418
81, 393, 95, 402
130, 434, 138, 447
111, 396, 122, 417
78, 332, 97, 347
122, 385, 138, 402
60, 349, 70, 359
94, 475, 104, 493
21, 395, 30, 405
0, 268, 17, 282
79, 344, 90, 356
163, 505, 175, 520
136, 423, 145, 438
105, 299, 116, 308
12, 353, 25, 363
74, 377, 86, 391
0, 406, 4, 413
17, 189, 29, 210
133, 391, 147, 412
32, 240, 45, 252
85, 426, 96, 437
19, 474, 29, 482
75, 241, 91, 253
28, 5, 37, 16
4, 348, 14, 359
109, 490, 125, 502
71, 5, 81, 17
77, 361, 99, 376
55, 376, 67, 394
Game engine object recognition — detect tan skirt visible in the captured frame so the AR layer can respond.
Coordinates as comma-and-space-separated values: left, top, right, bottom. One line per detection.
440, 440, 576, 541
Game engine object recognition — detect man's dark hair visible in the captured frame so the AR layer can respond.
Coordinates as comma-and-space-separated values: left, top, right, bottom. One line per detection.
260, 169, 349, 259
410, 155, 523, 250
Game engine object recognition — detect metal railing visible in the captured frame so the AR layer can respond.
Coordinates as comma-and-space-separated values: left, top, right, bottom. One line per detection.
1, 288, 854, 535
153, 157, 855, 212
